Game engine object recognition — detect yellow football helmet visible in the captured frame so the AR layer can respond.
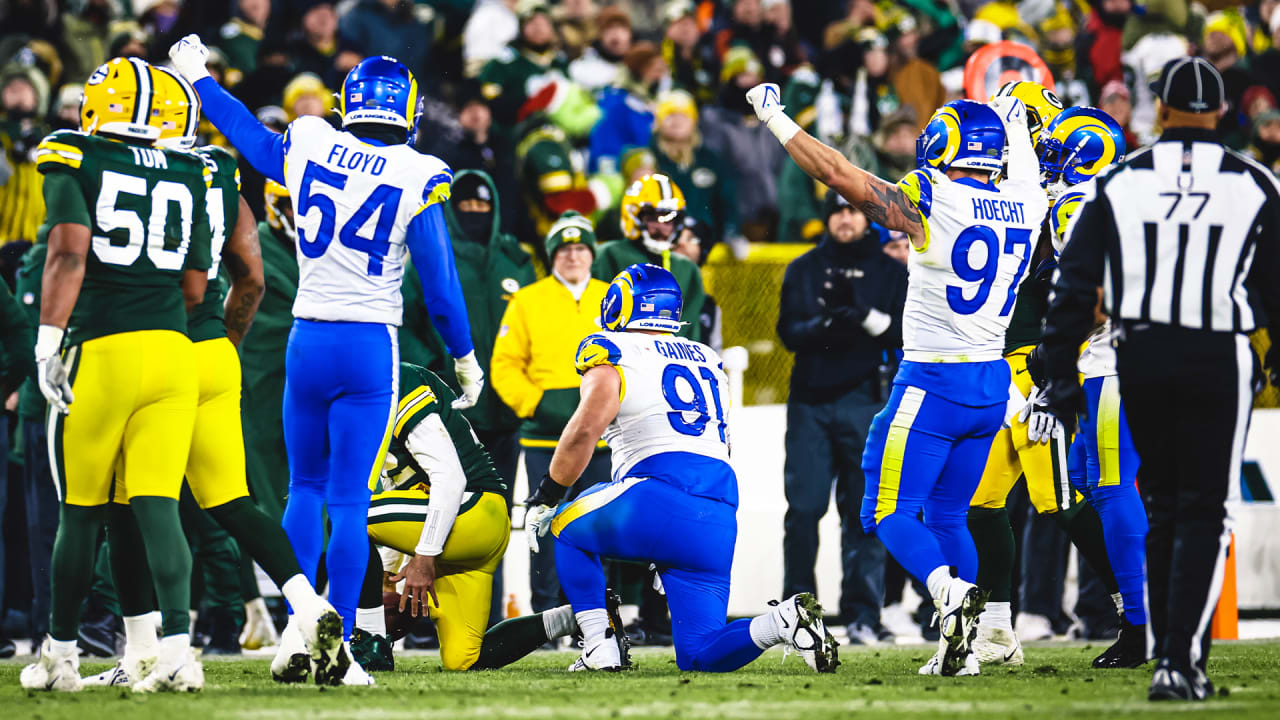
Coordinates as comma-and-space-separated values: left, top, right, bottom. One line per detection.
150, 65, 201, 150
990, 80, 1064, 143
265, 179, 296, 241
621, 173, 686, 254
80, 57, 162, 142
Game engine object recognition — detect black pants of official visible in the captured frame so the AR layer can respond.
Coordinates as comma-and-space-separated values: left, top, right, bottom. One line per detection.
782, 380, 887, 628
1117, 324, 1252, 674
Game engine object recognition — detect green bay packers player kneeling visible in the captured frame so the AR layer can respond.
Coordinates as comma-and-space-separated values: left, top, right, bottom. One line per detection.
275, 362, 607, 672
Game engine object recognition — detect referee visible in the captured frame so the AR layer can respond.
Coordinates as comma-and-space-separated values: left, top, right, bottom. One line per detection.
1039, 56, 1280, 701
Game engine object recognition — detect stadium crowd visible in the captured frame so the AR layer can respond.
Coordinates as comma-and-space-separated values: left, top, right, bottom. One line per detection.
0, 0, 1275, 665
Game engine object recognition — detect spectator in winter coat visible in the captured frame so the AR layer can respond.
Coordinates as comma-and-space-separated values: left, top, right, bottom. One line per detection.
340, 0, 441, 93
569, 5, 632, 93
651, 90, 739, 253
588, 42, 668, 174
700, 46, 786, 241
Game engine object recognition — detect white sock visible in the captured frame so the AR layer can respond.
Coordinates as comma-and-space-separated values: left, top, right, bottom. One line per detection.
159, 633, 191, 659
123, 614, 159, 655
1111, 592, 1125, 616
926, 566, 953, 602
49, 638, 78, 657
146, 610, 163, 632
749, 611, 782, 649
281, 574, 321, 615
981, 602, 1012, 631
574, 608, 609, 644
355, 607, 386, 636
542, 605, 577, 640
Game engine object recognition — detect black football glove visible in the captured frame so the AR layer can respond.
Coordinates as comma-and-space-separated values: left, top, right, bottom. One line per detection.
1025, 344, 1048, 390
1043, 377, 1086, 436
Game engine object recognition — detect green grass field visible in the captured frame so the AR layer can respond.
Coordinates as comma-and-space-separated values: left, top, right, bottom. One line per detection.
4, 642, 1280, 719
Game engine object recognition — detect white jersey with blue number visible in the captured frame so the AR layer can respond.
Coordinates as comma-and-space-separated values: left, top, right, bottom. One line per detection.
282, 115, 452, 325
575, 331, 732, 491
897, 167, 1048, 361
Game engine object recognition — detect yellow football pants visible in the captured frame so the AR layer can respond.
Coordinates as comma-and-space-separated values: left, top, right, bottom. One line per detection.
970, 346, 1078, 514
185, 338, 250, 508
111, 338, 251, 507
368, 489, 510, 670
51, 330, 198, 506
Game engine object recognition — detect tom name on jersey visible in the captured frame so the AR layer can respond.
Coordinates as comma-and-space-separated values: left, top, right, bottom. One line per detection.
972, 197, 1028, 225
326, 142, 388, 175
653, 339, 708, 363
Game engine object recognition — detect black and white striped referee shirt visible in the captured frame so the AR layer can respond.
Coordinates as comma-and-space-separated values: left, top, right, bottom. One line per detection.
1042, 127, 1280, 357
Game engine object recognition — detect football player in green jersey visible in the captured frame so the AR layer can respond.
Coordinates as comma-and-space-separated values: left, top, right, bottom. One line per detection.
332, 362, 623, 672
82, 66, 348, 689
21, 57, 212, 693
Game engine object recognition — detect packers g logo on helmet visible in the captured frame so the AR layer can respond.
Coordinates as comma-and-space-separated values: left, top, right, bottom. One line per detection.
991, 81, 1064, 143
80, 57, 162, 142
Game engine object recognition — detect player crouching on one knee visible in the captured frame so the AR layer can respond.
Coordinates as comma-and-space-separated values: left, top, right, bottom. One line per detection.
524, 262, 840, 673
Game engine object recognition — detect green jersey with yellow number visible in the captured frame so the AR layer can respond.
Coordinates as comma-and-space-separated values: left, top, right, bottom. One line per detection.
36, 130, 213, 346
187, 145, 241, 343
385, 362, 506, 496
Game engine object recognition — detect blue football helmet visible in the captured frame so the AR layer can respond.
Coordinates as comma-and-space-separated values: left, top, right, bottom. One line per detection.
340, 56, 419, 130
916, 100, 1007, 175
1037, 106, 1126, 186
600, 263, 684, 334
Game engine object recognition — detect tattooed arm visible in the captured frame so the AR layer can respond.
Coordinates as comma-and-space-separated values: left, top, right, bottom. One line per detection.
222, 195, 265, 346
778, 130, 926, 247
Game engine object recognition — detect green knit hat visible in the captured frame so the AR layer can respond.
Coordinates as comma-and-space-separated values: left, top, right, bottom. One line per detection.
544, 211, 597, 260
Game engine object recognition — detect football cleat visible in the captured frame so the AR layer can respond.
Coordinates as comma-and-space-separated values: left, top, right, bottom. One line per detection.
569, 629, 625, 672
604, 588, 634, 670
292, 600, 349, 686
972, 625, 1024, 666
771, 593, 839, 673
920, 641, 980, 676
19, 637, 82, 692
1093, 618, 1149, 669
270, 618, 310, 684
934, 578, 987, 677
350, 628, 394, 672
1015, 612, 1054, 641
239, 597, 281, 651
339, 645, 376, 686
82, 654, 156, 686
132, 648, 203, 693
1148, 659, 1211, 701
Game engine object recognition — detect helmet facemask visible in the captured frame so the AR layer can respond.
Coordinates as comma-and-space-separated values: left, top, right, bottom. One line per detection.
636, 204, 684, 255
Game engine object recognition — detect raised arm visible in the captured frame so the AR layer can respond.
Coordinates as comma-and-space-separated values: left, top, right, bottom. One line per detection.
746, 84, 924, 246
169, 35, 286, 183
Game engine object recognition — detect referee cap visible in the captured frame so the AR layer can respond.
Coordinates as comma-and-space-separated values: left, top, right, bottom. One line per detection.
1149, 56, 1224, 114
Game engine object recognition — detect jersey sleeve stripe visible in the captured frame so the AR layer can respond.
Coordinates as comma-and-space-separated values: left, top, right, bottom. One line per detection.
37, 142, 83, 158
397, 386, 430, 414
35, 153, 82, 169
394, 392, 438, 437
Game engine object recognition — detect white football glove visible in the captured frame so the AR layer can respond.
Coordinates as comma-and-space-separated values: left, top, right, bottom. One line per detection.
524, 504, 556, 554
1018, 386, 1063, 444
745, 83, 785, 125
168, 34, 212, 82
988, 96, 1028, 130
34, 325, 73, 415
452, 350, 484, 409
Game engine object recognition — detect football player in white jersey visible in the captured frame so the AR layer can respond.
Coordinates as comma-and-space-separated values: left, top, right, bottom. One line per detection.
748, 84, 1048, 676
168, 37, 481, 685
523, 263, 839, 673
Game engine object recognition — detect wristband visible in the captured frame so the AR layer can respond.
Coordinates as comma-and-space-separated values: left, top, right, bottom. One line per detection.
525, 473, 569, 507
765, 113, 801, 146
35, 325, 65, 360
414, 507, 445, 557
